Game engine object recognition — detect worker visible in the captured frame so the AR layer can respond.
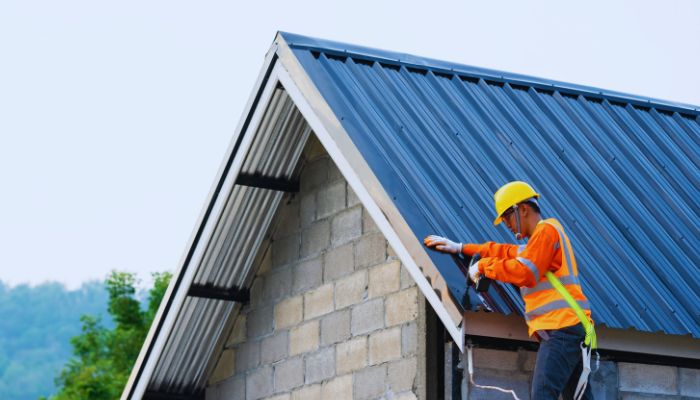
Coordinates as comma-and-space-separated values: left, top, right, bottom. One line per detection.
424, 181, 595, 400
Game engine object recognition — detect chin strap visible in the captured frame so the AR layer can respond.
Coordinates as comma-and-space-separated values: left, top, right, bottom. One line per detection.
513, 204, 523, 240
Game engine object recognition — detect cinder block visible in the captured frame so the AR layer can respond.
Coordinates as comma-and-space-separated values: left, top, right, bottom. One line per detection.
291, 384, 321, 400
331, 206, 362, 247
272, 235, 300, 268
301, 220, 330, 258
388, 357, 417, 392
361, 208, 379, 234
400, 263, 415, 290
517, 348, 536, 372
355, 233, 387, 269
258, 245, 273, 276
227, 314, 246, 346
209, 349, 235, 384
300, 193, 316, 226
247, 305, 274, 338
680, 367, 700, 397
368, 260, 400, 298
369, 327, 402, 365
354, 364, 387, 400
289, 320, 319, 356
274, 295, 303, 330
317, 181, 346, 219
387, 242, 397, 259
250, 279, 265, 308
305, 347, 335, 384
272, 195, 300, 240
469, 368, 530, 400
619, 362, 677, 395
300, 157, 328, 192
274, 356, 303, 392
292, 257, 322, 294
322, 374, 353, 400
335, 270, 367, 310
261, 331, 288, 364
386, 287, 419, 326
328, 159, 344, 183
336, 336, 368, 375
262, 267, 292, 304
246, 365, 273, 400
302, 134, 325, 161
347, 183, 360, 207
589, 360, 618, 400
206, 373, 245, 400
402, 322, 417, 357
473, 348, 518, 371
304, 283, 334, 320
323, 243, 354, 282
351, 298, 384, 336
265, 394, 290, 400
394, 392, 418, 400
236, 340, 260, 373
321, 310, 351, 346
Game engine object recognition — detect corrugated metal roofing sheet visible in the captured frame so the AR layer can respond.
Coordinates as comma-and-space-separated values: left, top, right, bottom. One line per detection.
282, 32, 700, 338
145, 88, 312, 395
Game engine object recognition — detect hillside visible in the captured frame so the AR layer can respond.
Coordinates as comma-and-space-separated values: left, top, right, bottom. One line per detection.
0, 281, 109, 400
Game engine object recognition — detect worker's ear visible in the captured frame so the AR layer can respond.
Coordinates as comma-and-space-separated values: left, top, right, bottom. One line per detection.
520, 203, 530, 218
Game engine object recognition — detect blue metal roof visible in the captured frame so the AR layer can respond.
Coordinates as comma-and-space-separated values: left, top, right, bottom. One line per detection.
282, 32, 700, 338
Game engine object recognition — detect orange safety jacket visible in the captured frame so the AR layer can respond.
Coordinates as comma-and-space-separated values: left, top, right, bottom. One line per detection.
464, 218, 593, 337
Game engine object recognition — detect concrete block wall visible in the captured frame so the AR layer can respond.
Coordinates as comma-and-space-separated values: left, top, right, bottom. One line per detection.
206, 136, 425, 400
466, 348, 700, 400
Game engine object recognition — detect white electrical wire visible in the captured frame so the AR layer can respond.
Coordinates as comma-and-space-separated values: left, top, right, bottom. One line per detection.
466, 344, 522, 400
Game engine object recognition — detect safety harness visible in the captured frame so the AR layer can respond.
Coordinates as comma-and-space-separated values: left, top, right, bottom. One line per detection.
545, 271, 598, 400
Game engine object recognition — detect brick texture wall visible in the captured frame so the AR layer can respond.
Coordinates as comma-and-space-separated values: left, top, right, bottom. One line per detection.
466, 348, 700, 399
206, 136, 426, 400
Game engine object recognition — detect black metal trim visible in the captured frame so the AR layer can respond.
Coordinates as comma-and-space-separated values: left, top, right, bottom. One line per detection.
143, 390, 204, 400
465, 334, 700, 370
236, 173, 299, 192
187, 284, 250, 303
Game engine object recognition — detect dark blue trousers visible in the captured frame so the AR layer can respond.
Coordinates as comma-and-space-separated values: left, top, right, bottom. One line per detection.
531, 324, 594, 400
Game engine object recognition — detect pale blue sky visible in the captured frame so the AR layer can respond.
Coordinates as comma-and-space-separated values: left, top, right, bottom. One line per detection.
1, 0, 698, 288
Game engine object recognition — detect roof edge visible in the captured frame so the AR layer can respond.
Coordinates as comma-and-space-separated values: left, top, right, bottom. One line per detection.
279, 31, 699, 117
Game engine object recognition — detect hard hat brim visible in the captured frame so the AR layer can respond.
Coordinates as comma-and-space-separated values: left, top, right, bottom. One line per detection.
493, 215, 503, 226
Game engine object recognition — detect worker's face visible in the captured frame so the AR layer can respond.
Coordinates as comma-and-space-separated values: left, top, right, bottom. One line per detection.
502, 208, 517, 232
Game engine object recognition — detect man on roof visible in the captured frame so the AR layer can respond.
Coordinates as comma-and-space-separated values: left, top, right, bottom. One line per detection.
424, 181, 596, 400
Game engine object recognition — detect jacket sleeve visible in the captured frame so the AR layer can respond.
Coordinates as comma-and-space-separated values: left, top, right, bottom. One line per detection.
477, 224, 560, 288
462, 242, 518, 258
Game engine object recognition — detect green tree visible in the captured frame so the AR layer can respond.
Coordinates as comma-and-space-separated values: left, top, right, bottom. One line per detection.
49, 271, 172, 400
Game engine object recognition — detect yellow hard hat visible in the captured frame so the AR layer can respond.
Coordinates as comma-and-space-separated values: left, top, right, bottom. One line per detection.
493, 181, 540, 225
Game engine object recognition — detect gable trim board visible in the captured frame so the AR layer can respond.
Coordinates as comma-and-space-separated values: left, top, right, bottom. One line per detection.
123, 32, 700, 399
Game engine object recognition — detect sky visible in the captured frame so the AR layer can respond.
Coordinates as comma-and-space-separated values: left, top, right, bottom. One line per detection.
1, 0, 698, 289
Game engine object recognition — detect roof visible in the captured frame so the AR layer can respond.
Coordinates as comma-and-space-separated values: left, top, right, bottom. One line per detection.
282, 32, 700, 338
123, 32, 700, 399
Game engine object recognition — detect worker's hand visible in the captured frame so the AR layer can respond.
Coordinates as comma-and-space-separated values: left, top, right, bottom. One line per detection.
423, 235, 462, 254
469, 260, 481, 284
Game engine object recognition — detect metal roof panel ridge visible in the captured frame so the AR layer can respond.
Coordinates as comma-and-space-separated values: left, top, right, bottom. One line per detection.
278, 32, 699, 116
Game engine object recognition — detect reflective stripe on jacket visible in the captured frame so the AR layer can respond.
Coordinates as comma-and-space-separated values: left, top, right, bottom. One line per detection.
473, 218, 593, 337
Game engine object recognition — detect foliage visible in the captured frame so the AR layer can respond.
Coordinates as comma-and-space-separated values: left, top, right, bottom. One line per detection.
0, 280, 109, 400
49, 271, 172, 400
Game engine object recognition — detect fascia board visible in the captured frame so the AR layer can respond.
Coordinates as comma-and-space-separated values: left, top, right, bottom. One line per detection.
121, 45, 282, 400
273, 33, 466, 350
464, 311, 700, 361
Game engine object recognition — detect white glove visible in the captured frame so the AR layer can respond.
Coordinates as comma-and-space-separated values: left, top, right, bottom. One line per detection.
423, 235, 462, 254
469, 260, 481, 284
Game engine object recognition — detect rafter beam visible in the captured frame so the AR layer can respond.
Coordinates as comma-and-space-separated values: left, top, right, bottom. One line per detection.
187, 283, 250, 303
143, 390, 204, 400
236, 173, 299, 192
